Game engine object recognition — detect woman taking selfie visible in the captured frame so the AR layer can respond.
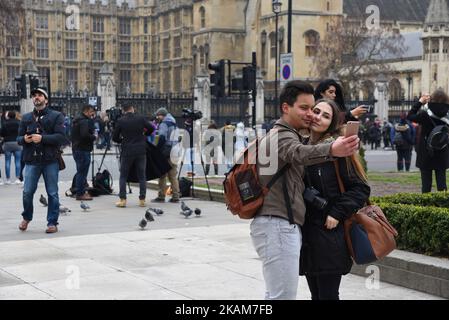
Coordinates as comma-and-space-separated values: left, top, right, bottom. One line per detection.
299, 99, 370, 300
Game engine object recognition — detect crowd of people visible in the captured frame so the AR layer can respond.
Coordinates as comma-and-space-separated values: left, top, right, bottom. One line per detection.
3, 79, 449, 300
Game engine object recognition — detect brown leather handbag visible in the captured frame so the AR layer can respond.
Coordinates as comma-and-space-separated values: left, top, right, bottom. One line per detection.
334, 161, 398, 264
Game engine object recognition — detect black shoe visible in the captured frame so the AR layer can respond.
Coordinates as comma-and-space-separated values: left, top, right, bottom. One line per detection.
151, 197, 166, 203
169, 198, 180, 203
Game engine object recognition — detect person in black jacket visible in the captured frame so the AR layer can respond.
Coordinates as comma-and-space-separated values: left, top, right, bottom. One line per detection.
1, 111, 23, 184
314, 79, 368, 123
407, 90, 449, 193
300, 99, 370, 300
17, 87, 68, 234
71, 105, 96, 201
112, 105, 154, 207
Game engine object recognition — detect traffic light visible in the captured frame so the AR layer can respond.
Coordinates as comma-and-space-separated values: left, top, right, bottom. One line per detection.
29, 75, 39, 94
15, 75, 27, 99
242, 66, 256, 92
208, 59, 226, 98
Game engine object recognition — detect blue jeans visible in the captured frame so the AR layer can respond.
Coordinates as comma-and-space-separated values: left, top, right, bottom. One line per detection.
250, 216, 302, 300
73, 150, 91, 196
22, 162, 60, 226
4, 150, 22, 179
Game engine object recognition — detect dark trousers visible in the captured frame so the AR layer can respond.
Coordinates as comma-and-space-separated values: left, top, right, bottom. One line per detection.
420, 168, 447, 193
73, 150, 91, 196
305, 274, 342, 300
119, 155, 146, 200
396, 148, 412, 171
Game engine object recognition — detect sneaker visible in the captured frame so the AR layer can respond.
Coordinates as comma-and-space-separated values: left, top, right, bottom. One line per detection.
5, 179, 11, 185
45, 225, 58, 234
115, 199, 127, 208
139, 199, 146, 207
14, 179, 22, 185
151, 197, 166, 203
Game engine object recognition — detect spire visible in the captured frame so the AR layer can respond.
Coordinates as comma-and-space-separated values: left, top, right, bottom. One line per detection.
425, 0, 449, 26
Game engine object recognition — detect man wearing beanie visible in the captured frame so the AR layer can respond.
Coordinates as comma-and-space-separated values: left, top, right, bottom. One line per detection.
152, 107, 181, 203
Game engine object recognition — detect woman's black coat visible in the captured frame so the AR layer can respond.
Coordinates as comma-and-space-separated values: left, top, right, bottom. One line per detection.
300, 157, 370, 276
407, 101, 449, 170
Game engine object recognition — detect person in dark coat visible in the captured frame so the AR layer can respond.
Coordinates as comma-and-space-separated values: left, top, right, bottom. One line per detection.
407, 90, 449, 193
112, 105, 154, 207
368, 122, 381, 150
300, 99, 370, 300
314, 79, 368, 123
390, 113, 415, 172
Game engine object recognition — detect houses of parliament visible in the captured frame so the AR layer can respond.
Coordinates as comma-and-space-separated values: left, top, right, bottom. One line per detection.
0, 0, 444, 100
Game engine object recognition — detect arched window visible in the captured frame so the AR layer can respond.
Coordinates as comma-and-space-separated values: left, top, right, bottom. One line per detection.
389, 79, 402, 101
261, 31, 267, 69
199, 6, 206, 29
199, 46, 205, 66
304, 30, 320, 57
204, 43, 210, 67
269, 32, 276, 59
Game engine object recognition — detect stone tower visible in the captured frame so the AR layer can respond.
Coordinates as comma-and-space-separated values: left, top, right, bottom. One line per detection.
421, 0, 449, 93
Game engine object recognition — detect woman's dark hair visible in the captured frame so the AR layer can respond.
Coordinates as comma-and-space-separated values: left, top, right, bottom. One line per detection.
7, 111, 16, 119
314, 99, 342, 137
279, 80, 315, 114
314, 79, 346, 112
431, 89, 449, 104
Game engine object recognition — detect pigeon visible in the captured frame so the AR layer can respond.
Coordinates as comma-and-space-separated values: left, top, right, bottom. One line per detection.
180, 209, 193, 218
138, 219, 147, 229
80, 202, 90, 211
145, 209, 155, 222
39, 194, 48, 207
149, 208, 164, 215
59, 205, 71, 215
181, 201, 191, 212
194, 208, 201, 217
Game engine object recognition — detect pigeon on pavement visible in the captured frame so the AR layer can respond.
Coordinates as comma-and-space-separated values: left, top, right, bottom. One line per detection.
80, 202, 90, 211
145, 209, 155, 222
194, 208, 201, 217
139, 219, 147, 229
149, 208, 164, 215
59, 205, 71, 215
181, 201, 191, 212
180, 209, 193, 218
39, 195, 48, 207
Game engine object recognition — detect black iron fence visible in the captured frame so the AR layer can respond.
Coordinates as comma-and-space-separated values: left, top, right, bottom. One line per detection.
211, 95, 249, 127
0, 90, 20, 114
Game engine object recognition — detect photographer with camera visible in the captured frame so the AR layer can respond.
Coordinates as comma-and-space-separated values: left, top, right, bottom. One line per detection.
71, 105, 96, 201
152, 108, 181, 203
112, 105, 154, 208
17, 87, 68, 234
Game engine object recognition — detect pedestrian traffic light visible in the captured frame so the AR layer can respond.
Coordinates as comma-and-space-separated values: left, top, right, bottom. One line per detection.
208, 59, 226, 98
14, 75, 27, 99
242, 66, 256, 92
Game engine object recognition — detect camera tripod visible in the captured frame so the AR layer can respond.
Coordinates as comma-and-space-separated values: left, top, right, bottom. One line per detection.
176, 140, 213, 201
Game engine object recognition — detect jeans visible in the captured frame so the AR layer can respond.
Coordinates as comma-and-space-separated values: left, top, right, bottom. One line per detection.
396, 148, 412, 171
73, 150, 91, 196
250, 216, 302, 300
119, 155, 146, 200
4, 149, 22, 179
306, 274, 342, 300
420, 168, 447, 193
22, 162, 60, 226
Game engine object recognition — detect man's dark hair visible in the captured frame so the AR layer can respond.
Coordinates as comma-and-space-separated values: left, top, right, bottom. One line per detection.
225, 119, 231, 126
7, 111, 16, 119
279, 80, 315, 114
431, 89, 449, 104
82, 105, 94, 113
122, 105, 134, 112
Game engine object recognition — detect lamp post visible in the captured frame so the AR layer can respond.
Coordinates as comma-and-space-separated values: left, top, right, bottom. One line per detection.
272, 0, 282, 117
406, 73, 413, 105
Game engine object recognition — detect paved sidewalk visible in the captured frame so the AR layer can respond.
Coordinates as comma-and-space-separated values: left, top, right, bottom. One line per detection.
0, 182, 443, 300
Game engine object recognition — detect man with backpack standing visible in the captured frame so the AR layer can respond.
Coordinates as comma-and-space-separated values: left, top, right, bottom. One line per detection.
248, 81, 360, 300
408, 91, 449, 193
391, 113, 415, 172
71, 105, 96, 201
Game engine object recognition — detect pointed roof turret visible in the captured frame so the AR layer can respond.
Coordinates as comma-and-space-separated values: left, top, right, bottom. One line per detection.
425, 0, 449, 26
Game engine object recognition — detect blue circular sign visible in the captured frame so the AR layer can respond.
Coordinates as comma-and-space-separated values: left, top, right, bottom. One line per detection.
282, 65, 291, 80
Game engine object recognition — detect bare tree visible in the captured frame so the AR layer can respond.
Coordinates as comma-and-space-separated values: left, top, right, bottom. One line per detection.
314, 20, 406, 99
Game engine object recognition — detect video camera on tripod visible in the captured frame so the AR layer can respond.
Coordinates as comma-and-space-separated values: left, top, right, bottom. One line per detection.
106, 106, 123, 129
182, 108, 203, 121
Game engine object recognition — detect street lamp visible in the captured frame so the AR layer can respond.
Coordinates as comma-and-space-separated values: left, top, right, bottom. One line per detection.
272, 0, 282, 117
406, 73, 413, 103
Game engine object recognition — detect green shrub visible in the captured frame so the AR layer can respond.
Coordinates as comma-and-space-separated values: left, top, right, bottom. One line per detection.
374, 202, 449, 257
372, 192, 449, 208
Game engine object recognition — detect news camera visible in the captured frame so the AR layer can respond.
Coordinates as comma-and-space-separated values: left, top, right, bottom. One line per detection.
182, 108, 203, 121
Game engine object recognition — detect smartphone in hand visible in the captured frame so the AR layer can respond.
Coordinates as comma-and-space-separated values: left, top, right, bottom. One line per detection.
345, 121, 360, 137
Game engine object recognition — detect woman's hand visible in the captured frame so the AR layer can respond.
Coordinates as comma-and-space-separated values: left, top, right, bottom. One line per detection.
350, 106, 368, 119
419, 94, 431, 105
325, 215, 339, 230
